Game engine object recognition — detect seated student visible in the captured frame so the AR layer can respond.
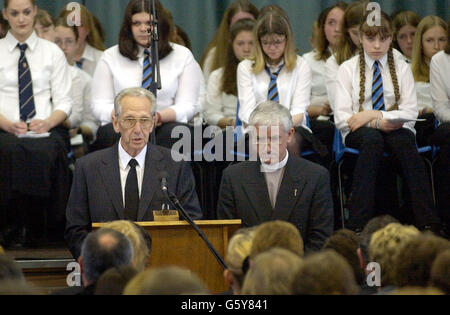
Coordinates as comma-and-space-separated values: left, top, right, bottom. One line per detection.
53, 17, 99, 154
430, 27, 450, 235
94, 266, 138, 295
0, 0, 72, 247
333, 11, 441, 233
204, 18, 255, 128
34, 8, 55, 42
90, 0, 203, 151
216, 102, 334, 252
391, 10, 421, 63
58, 3, 105, 76
200, 0, 258, 83
411, 16, 448, 146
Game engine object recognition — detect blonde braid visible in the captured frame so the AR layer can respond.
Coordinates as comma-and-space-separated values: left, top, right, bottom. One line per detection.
358, 49, 366, 112
387, 48, 400, 110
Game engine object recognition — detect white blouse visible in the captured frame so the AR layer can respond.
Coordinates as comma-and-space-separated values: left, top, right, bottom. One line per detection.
0, 31, 72, 123
334, 51, 418, 141
204, 67, 238, 126
303, 49, 329, 107
237, 55, 312, 129
79, 43, 104, 77
91, 43, 203, 125
430, 50, 450, 123
415, 81, 432, 112
325, 54, 340, 111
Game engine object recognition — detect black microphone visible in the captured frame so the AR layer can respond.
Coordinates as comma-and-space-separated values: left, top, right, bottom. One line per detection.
158, 172, 228, 270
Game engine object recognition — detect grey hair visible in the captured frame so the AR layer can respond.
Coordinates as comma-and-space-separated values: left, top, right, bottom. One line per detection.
114, 87, 156, 117
248, 101, 293, 132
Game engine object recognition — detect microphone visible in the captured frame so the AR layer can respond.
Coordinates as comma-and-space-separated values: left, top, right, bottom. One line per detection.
158, 172, 228, 270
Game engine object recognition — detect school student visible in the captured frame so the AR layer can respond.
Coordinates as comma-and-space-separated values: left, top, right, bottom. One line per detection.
333, 11, 441, 233
391, 10, 421, 63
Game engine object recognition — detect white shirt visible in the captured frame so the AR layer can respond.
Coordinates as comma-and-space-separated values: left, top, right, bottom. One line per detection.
67, 66, 84, 128
325, 54, 340, 111
237, 55, 312, 129
202, 46, 215, 84
92, 43, 202, 125
79, 43, 104, 77
303, 49, 329, 107
415, 81, 432, 112
0, 31, 72, 123
204, 67, 238, 125
334, 51, 418, 141
430, 50, 450, 123
118, 141, 147, 206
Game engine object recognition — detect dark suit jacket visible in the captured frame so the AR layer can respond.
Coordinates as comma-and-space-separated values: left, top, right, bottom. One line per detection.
65, 144, 202, 258
216, 155, 333, 252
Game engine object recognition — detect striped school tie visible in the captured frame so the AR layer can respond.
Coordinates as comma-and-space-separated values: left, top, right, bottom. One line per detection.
234, 100, 243, 142
18, 44, 36, 122
372, 61, 385, 111
266, 65, 283, 102
75, 58, 84, 69
142, 49, 152, 90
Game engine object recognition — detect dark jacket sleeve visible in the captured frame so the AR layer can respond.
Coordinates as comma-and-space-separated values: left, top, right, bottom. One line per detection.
64, 158, 91, 259
305, 168, 334, 252
175, 161, 202, 220
216, 167, 237, 220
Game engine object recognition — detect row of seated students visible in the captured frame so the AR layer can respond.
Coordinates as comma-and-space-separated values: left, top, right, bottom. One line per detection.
0, 0, 449, 248
0, 217, 449, 295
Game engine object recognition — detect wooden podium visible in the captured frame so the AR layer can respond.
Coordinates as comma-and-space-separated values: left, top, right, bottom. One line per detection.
93, 219, 241, 293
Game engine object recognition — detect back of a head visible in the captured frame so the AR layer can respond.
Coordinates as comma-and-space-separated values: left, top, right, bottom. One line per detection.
251, 221, 304, 258
369, 223, 420, 287
430, 250, 450, 294
359, 215, 399, 263
123, 266, 209, 295
323, 229, 365, 285
291, 250, 359, 295
391, 286, 444, 295
94, 266, 138, 295
395, 234, 450, 288
0, 254, 25, 282
0, 280, 40, 295
241, 247, 303, 295
81, 228, 134, 284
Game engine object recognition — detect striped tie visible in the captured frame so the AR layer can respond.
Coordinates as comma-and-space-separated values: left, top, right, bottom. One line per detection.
18, 44, 36, 122
234, 100, 243, 142
142, 49, 152, 90
372, 61, 385, 111
266, 65, 283, 102
75, 58, 85, 69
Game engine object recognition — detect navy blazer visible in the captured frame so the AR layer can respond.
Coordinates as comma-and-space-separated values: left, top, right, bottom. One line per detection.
216, 155, 333, 252
65, 143, 202, 258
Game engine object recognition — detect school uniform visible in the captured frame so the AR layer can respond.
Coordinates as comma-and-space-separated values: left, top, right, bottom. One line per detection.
302, 49, 329, 108
0, 31, 73, 243
430, 50, 450, 230
334, 50, 440, 230
76, 43, 103, 77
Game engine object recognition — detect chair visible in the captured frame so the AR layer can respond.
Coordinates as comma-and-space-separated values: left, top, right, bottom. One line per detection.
332, 127, 436, 228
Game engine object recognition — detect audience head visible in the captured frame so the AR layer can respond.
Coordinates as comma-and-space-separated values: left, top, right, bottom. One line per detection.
80, 228, 134, 286
59, 3, 105, 51
358, 215, 399, 268
412, 16, 448, 82
94, 265, 139, 295
314, 1, 348, 60
252, 9, 297, 72
250, 220, 304, 258
0, 280, 39, 295
54, 16, 79, 65
224, 227, 257, 295
2, 0, 37, 42
391, 10, 421, 59
101, 220, 151, 272
323, 229, 365, 285
430, 249, 450, 294
34, 8, 55, 41
249, 101, 295, 165
395, 233, 450, 287
241, 247, 302, 295
369, 223, 420, 287
291, 249, 359, 295
391, 286, 444, 295
123, 266, 209, 295
0, 254, 25, 283
112, 87, 156, 157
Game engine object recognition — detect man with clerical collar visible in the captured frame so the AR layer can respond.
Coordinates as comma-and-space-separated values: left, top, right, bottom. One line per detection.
65, 87, 202, 259
217, 101, 333, 252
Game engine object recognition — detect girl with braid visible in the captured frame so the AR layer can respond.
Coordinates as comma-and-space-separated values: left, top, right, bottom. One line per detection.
334, 11, 441, 233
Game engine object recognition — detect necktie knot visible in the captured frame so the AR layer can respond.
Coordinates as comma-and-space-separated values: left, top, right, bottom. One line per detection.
18, 43, 28, 53
128, 159, 138, 168
144, 49, 150, 56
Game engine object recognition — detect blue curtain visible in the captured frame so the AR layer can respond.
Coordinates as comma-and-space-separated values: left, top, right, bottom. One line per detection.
2, 0, 449, 60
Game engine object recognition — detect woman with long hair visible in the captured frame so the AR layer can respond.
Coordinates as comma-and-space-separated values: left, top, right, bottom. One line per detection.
391, 10, 421, 62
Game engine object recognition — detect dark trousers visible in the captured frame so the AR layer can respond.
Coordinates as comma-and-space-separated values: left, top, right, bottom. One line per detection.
431, 123, 450, 228
345, 127, 440, 230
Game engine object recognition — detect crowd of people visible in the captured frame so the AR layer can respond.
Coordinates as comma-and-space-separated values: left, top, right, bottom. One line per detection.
0, 0, 449, 295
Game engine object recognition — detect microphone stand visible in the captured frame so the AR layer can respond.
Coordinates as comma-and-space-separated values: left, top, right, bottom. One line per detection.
161, 187, 228, 270
148, 0, 161, 95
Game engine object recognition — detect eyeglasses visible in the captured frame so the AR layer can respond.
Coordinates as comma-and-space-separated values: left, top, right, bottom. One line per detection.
261, 38, 286, 48
55, 38, 76, 47
120, 117, 153, 129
